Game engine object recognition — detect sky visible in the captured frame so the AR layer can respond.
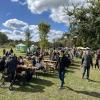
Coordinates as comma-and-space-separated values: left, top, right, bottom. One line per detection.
0, 0, 86, 42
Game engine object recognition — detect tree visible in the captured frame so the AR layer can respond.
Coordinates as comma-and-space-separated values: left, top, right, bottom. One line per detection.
0, 32, 8, 45
64, 0, 100, 49
25, 28, 32, 49
38, 23, 50, 50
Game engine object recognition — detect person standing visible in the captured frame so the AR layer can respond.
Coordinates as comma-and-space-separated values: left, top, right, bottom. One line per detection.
0, 56, 6, 71
81, 50, 93, 80
10, 48, 13, 54
95, 51, 100, 69
3, 49, 6, 55
5, 55, 18, 90
58, 50, 70, 88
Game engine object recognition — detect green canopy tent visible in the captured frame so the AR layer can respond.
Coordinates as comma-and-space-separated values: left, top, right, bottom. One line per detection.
16, 43, 27, 53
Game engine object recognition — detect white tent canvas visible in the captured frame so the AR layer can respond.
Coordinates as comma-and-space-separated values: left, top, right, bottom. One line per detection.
16, 43, 27, 52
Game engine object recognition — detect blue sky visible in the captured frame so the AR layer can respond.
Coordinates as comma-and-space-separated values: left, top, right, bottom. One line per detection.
0, 0, 67, 31
0, 0, 85, 42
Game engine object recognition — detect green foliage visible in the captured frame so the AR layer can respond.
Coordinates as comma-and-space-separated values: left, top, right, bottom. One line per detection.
25, 30, 32, 48
38, 23, 50, 49
65, 0, 100, 49
0, 32, 8, 45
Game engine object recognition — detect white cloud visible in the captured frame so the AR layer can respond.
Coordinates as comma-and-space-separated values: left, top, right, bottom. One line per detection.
26, 0, 86, 24
7, 34, 24, 40
26, 0, 85, 14
31, 34, 39, 42
0, 29, 12, 34
27, 0, 64, 14
10, 0, 87, 24
3, 19, 28, 30
29, 25, 39, 33
19, 1, 27, 6
10, 0, 27, 6
10, 0, 19, 2
13, 30, 24, 35
50, 7, 70, 25
48, 30, 64, 42
0, 29, 24, 40
3, 19, 64, 42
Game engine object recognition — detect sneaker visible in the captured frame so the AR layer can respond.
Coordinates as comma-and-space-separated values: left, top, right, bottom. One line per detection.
59, 86, 64, 89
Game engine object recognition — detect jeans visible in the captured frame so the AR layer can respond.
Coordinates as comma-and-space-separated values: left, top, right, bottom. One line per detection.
59, 70, 65, 87
82, 66, 90, 79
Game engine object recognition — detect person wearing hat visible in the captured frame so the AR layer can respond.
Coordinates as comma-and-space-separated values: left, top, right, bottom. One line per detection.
58, 50, 70, 88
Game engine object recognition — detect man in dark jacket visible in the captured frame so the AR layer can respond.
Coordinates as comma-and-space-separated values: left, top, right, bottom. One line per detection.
81, 50, 93, 80
5, 55, 18, 89
58, 50, 70, 88
0, 56, 6, 71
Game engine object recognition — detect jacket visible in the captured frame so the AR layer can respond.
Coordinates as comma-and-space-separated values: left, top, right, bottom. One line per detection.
81, 54, 93, 68
58, 55, 70, 71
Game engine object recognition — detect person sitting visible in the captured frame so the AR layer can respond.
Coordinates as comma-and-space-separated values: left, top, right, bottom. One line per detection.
18, 56, 24, 65
32, 56, 36, 66
52, 52, 59, 61
35, 57, 45, 71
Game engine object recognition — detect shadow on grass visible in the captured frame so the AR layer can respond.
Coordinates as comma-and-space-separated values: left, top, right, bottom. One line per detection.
66, 86, 100, 98
71, 63, 80, 67
13, 78, 54, 93
68, 66, 80, 70
37, 73, 58, 78
88, 79, 100, 83
66, 69, 75, 73
14, 84, 45, 93
31, 78, 54, 86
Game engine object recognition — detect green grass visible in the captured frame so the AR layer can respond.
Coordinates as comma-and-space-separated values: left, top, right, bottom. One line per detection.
0, 48, 25, 57
0, 57, 100, 100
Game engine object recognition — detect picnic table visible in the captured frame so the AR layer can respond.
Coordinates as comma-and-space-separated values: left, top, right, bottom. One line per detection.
17, 58, 37, 74
17, 65, 36, 71
43, 60, 57, 72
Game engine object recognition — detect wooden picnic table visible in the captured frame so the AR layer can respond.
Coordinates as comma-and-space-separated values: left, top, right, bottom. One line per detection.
17, 59, 36, 72
43, 60, 57, 63
43, 60, 57, 72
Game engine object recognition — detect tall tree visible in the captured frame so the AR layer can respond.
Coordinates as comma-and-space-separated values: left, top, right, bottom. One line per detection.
25, 28, 32, 48
38, 23, 50, 50
0, 32, 8, 45
64, 0, 100, 49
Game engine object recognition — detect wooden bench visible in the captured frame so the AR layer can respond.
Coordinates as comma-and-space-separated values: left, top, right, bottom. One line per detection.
43, 60, 57, 73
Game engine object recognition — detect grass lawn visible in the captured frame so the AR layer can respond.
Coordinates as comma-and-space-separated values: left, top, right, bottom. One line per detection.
0, 48, 26, 57
0, 57, 100, 100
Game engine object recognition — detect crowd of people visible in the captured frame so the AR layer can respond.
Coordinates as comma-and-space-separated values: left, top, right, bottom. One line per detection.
0, 47, 100, 89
